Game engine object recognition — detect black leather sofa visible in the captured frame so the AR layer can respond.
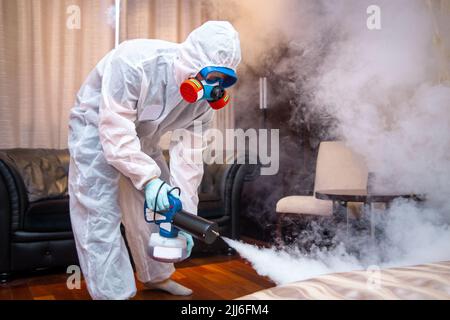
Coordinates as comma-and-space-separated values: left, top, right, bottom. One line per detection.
0, 148, 255, 282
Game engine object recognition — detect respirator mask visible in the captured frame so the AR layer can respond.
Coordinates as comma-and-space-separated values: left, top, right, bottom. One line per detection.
180, 66, 237, 110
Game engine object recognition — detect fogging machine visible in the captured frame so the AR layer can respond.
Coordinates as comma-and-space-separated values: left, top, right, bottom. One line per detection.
144, 192, 220, 262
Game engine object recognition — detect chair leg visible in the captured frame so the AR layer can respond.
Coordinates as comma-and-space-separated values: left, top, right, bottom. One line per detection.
276, 213, 284, 246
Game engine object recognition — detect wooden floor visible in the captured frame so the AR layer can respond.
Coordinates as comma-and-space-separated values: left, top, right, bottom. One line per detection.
0, 254, 274, 300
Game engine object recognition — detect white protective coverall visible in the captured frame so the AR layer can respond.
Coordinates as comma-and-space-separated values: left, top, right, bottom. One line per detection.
68, 21, 241, 300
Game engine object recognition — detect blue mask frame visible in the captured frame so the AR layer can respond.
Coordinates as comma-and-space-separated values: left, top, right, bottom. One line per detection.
199, 66, 238, 88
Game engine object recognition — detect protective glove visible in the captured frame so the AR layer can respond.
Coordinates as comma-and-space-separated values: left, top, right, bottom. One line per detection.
179, 231, 194, 258
144, 178, 179, 212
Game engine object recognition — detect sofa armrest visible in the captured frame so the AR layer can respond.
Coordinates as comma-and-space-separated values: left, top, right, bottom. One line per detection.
0, 149, 69, 202
0, 158, 28, 231
223, 163, 259, 239
0, 168, 11, 273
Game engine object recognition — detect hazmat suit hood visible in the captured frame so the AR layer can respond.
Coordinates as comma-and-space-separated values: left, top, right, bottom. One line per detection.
174, 21, 242, 86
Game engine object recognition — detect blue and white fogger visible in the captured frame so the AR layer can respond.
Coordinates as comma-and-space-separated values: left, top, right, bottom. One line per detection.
144, 193, 220, 263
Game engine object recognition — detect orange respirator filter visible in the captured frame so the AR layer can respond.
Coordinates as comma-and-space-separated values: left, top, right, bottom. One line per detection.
180, 78, 204, 103
207, 91, 230, 110
180, 77, 231, 110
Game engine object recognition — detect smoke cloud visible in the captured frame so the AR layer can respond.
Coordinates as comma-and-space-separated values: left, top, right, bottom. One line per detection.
312, 0, 450, 208
224, 199, 450, 285
210, 0, 450, 285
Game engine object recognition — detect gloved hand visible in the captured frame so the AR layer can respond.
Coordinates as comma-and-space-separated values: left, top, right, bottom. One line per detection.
179, 231, 194, 258
144, 178, 179, 212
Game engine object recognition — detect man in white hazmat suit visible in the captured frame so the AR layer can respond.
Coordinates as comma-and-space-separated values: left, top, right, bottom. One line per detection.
68, 21, 241, 300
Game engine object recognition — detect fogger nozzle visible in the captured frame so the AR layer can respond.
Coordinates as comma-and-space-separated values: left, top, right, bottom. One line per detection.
172, 210, 220, 244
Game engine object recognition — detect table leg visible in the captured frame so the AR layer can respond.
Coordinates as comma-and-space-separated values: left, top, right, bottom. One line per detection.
339, 201, 349, 233
370, 203, 375, 241
362, 202, 375, 243
346, 203, 349, 237
333, 201, 349, 236
386, 201, 391, 210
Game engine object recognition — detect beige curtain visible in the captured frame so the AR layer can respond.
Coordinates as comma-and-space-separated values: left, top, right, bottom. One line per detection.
0, 0, 115, 149
428, 0, 450, 82
120, 0, 203, 43
0, 0, 234, 150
